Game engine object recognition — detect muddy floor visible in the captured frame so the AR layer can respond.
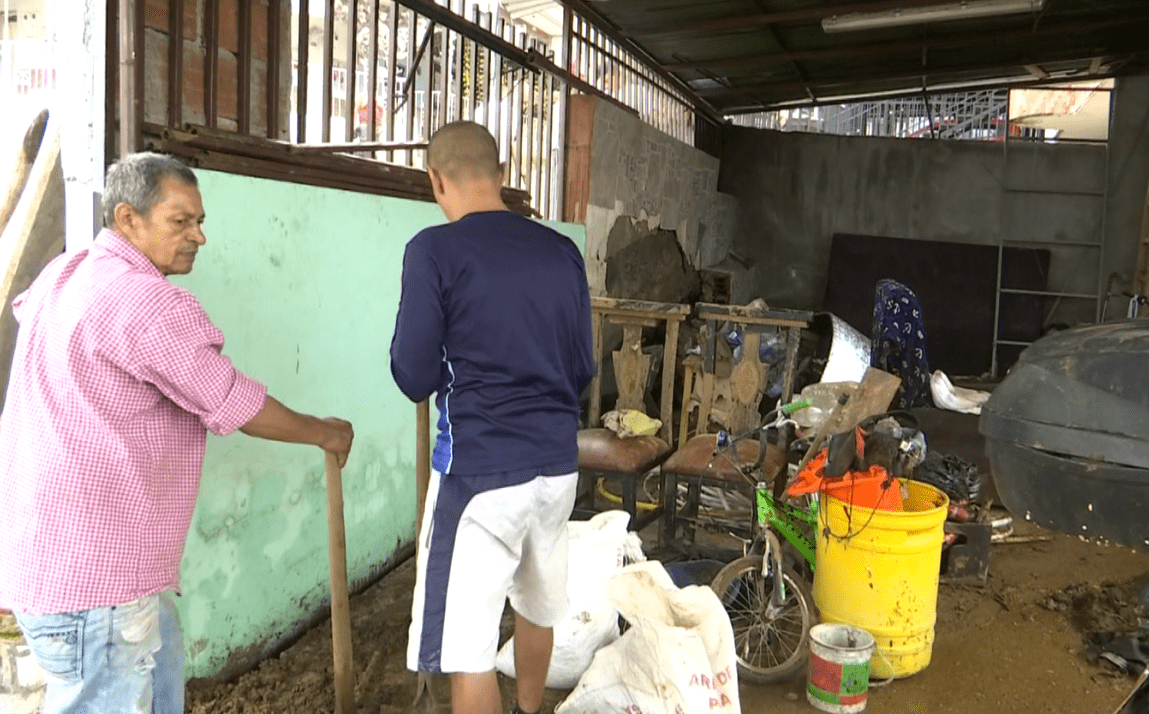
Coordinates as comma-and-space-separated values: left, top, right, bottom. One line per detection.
187, 515, 1149, 714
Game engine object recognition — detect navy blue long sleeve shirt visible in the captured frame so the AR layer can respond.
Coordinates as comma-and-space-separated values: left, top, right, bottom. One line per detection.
390, 211, 595, 477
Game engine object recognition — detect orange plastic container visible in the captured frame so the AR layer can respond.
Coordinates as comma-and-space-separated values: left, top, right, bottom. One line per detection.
788, 450, 904, 511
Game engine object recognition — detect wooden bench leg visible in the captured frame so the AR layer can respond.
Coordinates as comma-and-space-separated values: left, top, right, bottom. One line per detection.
684, 478, 701, 548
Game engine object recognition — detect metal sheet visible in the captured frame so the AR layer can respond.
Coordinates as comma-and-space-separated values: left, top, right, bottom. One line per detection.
817, 313, 871, 384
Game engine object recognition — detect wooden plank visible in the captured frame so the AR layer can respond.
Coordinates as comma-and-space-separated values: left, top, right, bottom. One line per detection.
604, 315, 658, 329
1, 115, 64, 405
612, 323, 650, 412
796, 367, 901, 473
564, 94, 594, 223
588, 309, 604, 427
0, 110, 47, 236
267, 0, 281, 138
660, 317, 679, 443
697, 372, 715, 435
238, 0, 252, 134
678, 359, 696, 449
696, 301, 813, 324
289, 141, 428, 152
204, 0, 220, 128
592, 295, 691, 315
168, 0, 184, 128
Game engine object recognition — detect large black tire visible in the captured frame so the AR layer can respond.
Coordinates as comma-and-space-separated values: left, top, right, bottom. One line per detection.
710, 556, 817, 684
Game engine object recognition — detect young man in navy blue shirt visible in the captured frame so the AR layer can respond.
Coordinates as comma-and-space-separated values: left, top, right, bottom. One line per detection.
390, 121, 595, 714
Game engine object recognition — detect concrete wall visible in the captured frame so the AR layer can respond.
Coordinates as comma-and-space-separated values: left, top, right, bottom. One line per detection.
565, 95, 737, 300
170, 170, 584, 679
719, 75, 1149, 326
1103, 75, 1149, 312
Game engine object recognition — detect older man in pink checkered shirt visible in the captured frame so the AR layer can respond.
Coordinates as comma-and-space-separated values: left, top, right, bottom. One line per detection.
0, 152, 354, 714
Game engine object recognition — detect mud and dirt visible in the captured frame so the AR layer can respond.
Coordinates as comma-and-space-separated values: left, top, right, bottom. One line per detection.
187, 516, 1149, 714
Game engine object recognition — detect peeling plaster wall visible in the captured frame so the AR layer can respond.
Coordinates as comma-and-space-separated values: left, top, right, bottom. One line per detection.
566, 95, 736, 297
171, 170, 585, 679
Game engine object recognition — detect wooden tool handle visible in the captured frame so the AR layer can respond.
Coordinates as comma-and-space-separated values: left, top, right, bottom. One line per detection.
325, 452, 355, 714
415, 400, 431, 539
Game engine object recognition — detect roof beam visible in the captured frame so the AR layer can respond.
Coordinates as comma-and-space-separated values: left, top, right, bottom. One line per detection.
1024, 64, 1050, 79
663, 17, 1141, 72
699, 53, 1116, 99
630, 0, 967, 38
721, 71, 1118, 114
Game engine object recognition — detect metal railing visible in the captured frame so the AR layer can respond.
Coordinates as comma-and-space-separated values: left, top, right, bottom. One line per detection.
119, 0, 719, 217
567, 12, 694, 146
730, 90, 1020, 142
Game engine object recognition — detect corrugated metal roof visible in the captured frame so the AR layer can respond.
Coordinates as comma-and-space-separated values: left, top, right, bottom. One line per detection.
561, 0, 1149, 113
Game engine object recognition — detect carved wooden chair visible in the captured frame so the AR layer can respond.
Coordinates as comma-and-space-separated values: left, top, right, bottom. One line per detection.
576, 297, 690, 531
661, 302, 814, 549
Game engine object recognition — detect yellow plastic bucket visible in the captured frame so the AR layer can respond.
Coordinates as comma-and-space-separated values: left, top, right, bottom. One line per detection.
813, 480, 948, 679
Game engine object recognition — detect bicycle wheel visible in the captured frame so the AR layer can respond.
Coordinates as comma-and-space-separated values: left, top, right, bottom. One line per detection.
710, 556, 817, 684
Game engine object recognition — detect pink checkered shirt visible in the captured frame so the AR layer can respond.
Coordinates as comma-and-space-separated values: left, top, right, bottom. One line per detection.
0, 229, 267, 614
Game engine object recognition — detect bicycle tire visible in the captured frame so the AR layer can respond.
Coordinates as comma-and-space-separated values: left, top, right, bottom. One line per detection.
710, 556, 817, 684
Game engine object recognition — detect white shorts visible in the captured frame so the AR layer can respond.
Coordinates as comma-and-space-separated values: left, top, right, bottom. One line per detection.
407, 470, 578, 674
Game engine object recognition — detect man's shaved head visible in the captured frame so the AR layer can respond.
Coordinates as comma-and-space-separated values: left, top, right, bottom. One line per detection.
427, 121, 502, 181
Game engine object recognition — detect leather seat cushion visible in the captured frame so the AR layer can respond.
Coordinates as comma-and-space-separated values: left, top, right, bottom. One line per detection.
663, 434, 785, 483
577, 428, 672, 475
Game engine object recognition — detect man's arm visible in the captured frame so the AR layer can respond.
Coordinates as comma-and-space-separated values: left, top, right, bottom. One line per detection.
390, 239, 446, 402
125, 292, 354, 465
240, 396, 354, 467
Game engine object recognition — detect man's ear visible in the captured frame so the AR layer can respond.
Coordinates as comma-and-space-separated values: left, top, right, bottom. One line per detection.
427, 168, 445, 195
112, 202, 138, 234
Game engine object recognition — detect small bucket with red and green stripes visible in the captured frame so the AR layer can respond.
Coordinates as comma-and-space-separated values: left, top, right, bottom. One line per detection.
807, 624, 875, 713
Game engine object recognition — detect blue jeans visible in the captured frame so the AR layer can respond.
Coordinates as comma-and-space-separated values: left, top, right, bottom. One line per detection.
12, 592, 185, 714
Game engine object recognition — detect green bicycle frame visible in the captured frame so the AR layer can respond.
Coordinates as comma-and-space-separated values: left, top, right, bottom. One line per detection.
755, 483, 819, 571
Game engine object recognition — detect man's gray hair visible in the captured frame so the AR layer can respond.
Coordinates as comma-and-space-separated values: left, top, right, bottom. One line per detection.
102, 152, 198, 227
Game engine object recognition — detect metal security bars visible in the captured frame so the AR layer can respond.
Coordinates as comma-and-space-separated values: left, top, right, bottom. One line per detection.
117, 0, 718, 216
566, 12, 694, 146
290, 0, 569, 219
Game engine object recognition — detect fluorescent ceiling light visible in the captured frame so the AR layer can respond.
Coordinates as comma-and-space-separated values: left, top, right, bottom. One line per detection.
822, 0, 1046, 33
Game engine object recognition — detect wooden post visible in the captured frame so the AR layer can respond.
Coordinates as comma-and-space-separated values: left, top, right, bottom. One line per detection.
324, 453, 354, 714
416, 399, 431, 536
660, 317, 679, 444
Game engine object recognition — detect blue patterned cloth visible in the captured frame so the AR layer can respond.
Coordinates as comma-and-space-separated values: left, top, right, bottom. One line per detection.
871, 279, 933, 409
